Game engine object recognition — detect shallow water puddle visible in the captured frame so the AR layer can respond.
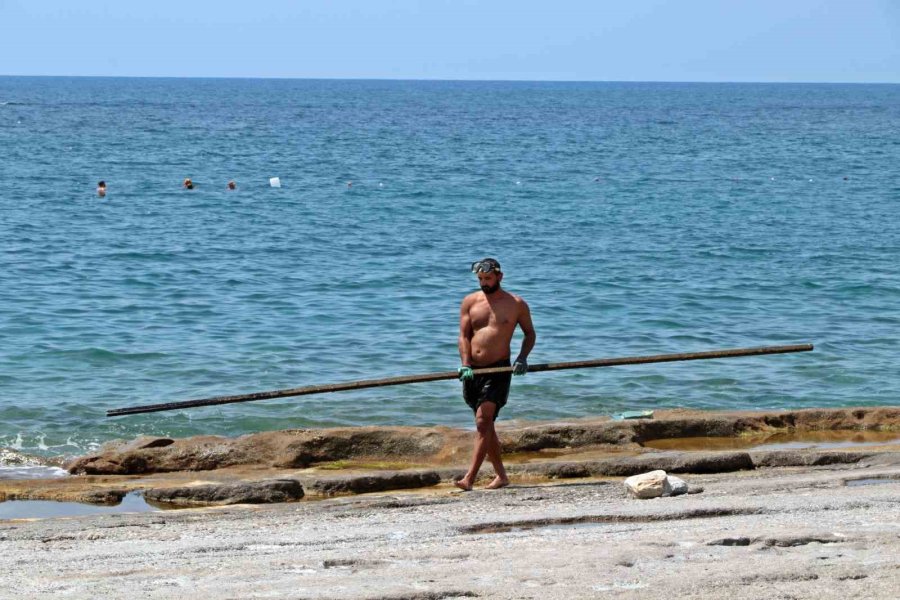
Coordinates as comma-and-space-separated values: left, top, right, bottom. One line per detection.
845, 477, 900, 487
643, 430, 900, 452
0, 492, 160, 520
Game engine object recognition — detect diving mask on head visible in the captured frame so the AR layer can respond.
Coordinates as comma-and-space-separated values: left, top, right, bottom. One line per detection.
471, 258, 501, 274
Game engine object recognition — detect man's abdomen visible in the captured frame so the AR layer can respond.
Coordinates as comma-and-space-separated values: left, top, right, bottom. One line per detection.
470, 328, 514, 367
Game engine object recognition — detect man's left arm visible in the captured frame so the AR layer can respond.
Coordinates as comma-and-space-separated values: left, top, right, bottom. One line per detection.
513, 299, 536, 375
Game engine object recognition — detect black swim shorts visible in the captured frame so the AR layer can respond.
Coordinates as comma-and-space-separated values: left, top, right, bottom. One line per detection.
462, 358, 512, 420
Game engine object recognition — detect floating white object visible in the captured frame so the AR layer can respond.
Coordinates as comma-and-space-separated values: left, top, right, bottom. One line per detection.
269, 177, 281, 188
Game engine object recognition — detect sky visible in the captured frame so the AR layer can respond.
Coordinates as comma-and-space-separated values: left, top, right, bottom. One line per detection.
0, 0, 897, 82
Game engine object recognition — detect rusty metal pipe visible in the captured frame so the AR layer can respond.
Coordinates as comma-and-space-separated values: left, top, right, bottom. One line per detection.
107, 343, 813, 417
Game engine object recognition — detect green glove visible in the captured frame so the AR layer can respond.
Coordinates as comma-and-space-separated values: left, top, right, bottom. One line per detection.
458, 365, 474, 381
513, 359, 528, 375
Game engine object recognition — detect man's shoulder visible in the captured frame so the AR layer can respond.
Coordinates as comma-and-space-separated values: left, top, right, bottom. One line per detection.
461, 291, 482, 305
505, 291, 528, 306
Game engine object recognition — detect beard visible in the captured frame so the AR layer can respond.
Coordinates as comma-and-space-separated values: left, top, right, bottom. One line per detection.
480, 283, 500, 295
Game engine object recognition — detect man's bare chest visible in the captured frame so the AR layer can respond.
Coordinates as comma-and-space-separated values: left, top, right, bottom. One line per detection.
470, 299, 517, 331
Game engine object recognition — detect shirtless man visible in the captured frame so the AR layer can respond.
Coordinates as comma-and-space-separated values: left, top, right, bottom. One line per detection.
456, 258, 536, 491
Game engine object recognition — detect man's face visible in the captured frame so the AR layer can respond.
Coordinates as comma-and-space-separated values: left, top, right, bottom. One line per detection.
477, 271, 502, 294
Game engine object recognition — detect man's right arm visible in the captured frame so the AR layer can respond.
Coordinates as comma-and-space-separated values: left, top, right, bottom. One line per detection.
458, 296, 474, 366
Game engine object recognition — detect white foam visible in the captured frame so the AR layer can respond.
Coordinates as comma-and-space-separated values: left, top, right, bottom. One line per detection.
0, 465, 68, 480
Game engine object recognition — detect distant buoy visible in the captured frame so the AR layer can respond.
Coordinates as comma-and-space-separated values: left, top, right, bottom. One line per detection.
269, 177, 281, 188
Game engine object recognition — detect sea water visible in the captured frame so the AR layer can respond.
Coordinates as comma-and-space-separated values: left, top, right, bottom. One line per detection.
1, 77, 898, 462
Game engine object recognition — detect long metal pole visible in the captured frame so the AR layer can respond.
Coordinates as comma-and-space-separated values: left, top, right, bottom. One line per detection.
106, 343, 813, 417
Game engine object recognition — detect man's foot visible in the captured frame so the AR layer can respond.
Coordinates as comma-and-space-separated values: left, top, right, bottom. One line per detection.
485, 476, 509, 490
454, 479, 473, 492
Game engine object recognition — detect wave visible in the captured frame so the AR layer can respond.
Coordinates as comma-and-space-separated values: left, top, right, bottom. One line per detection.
0, 448, 69, 478
43, 347, 170, 363
0, 447, 58, 468
0, 465, 69, 480
101, 251, 177, 261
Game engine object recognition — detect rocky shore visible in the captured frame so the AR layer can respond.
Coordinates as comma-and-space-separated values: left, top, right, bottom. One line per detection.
2, 407, 900, 598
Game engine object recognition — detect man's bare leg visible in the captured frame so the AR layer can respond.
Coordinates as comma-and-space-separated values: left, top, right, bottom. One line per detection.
484, 419, 509, 490
455, 402, 502, 491
480, 403, 509, 489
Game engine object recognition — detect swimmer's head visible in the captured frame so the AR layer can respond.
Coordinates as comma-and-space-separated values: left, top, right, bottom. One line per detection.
472, 258, 502, 294
97, 181, 106, 188
227, 180, 236, 190
183, 178, 193, 189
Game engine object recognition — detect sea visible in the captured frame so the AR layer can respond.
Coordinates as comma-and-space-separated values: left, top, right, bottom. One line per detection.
1, 77, 898, 464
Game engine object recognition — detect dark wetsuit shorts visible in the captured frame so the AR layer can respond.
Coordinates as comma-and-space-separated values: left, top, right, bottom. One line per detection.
463, 358, 512, 420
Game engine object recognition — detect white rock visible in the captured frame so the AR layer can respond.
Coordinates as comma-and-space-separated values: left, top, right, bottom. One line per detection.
665, 475, 689, 497
624, 470, 668, 499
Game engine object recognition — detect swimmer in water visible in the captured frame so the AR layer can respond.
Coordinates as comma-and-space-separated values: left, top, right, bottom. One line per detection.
96, 181, 106, 197
227, 180, 236, 190
183, 178, 194, 190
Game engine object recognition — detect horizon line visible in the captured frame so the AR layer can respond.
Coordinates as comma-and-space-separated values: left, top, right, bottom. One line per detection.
1, 74, 898, 85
